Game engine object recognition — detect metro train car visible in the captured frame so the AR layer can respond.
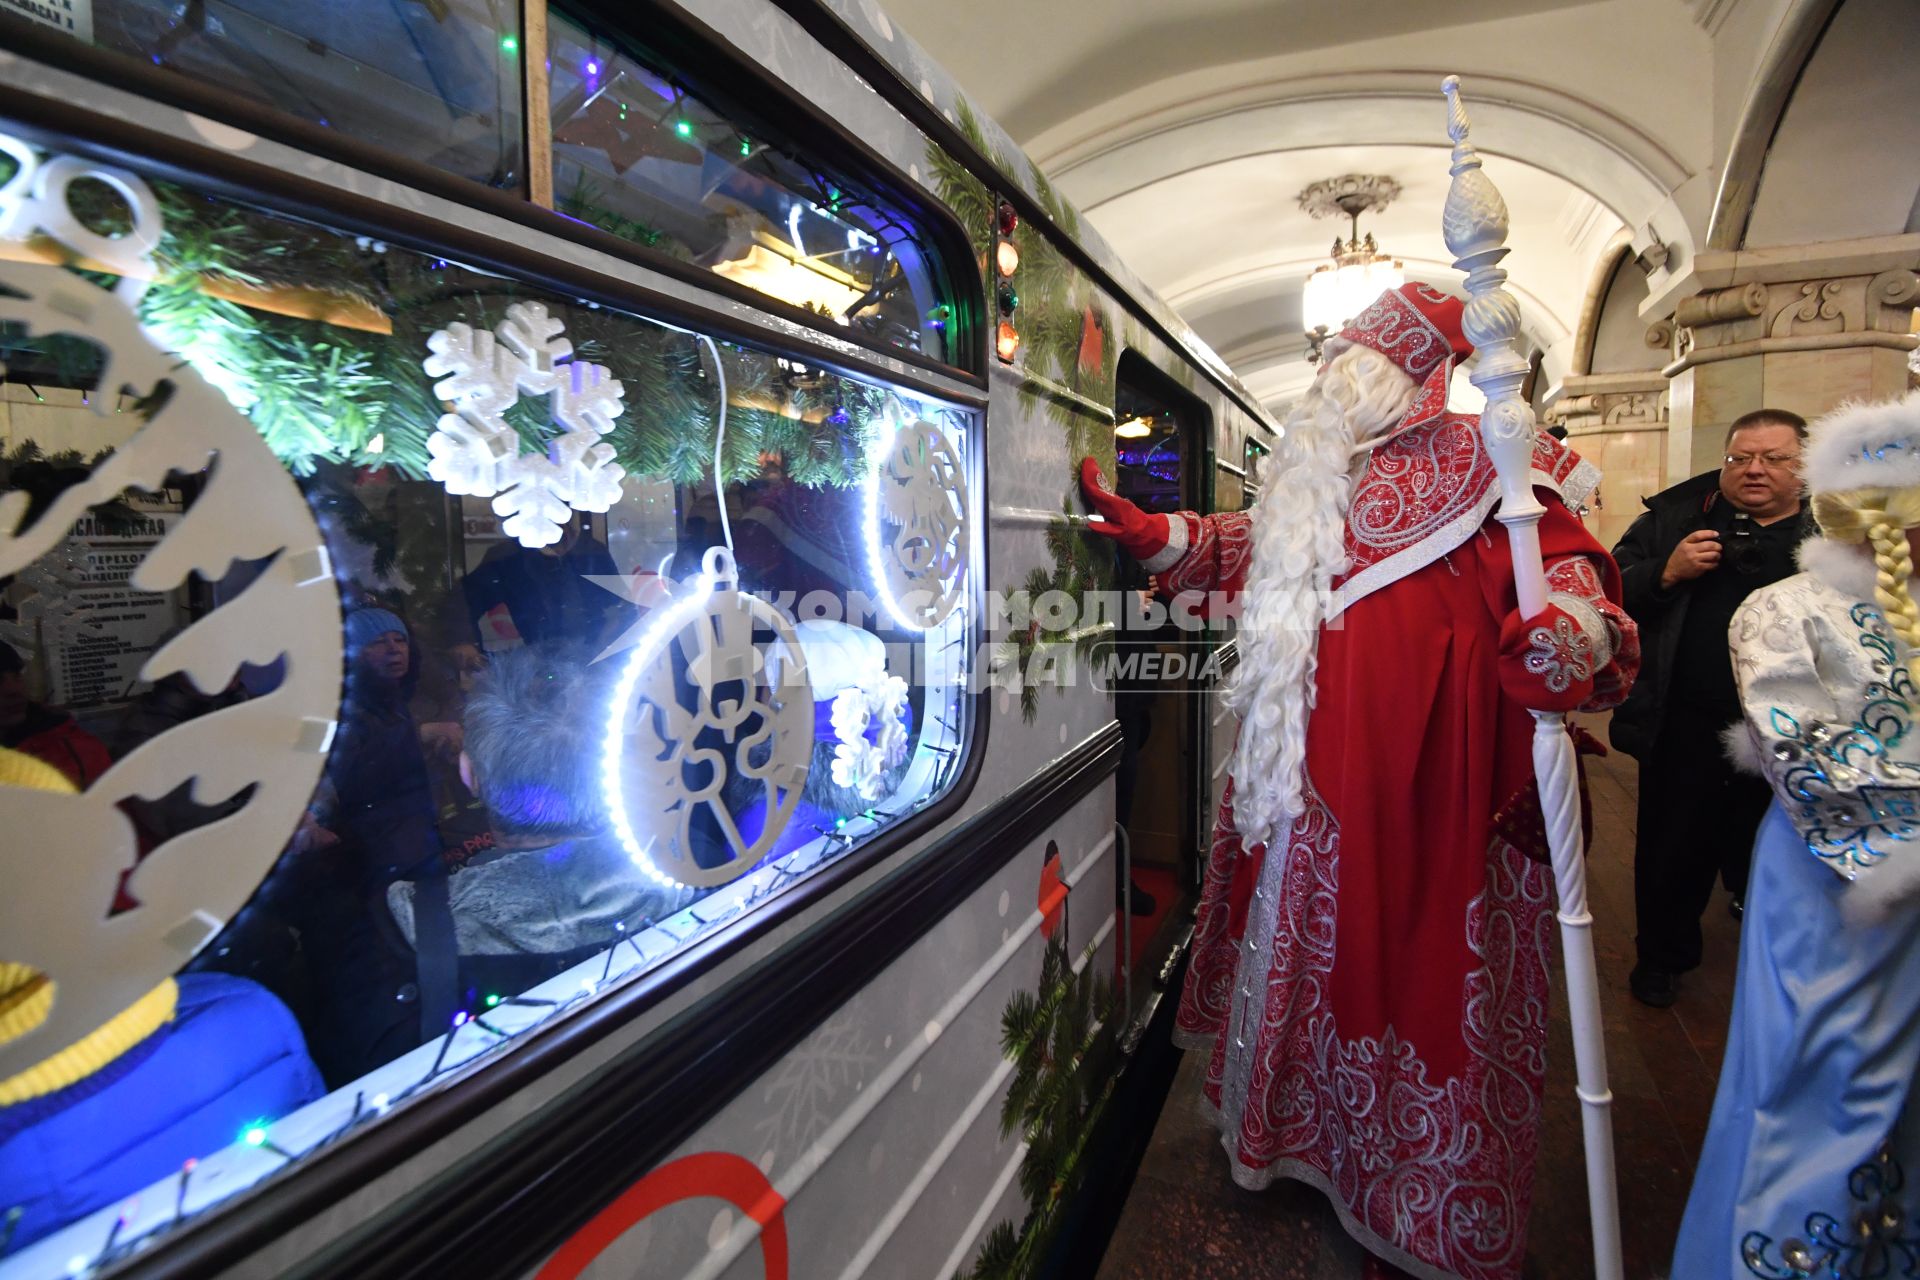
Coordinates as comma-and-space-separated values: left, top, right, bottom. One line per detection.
0, 0, 1274, 1275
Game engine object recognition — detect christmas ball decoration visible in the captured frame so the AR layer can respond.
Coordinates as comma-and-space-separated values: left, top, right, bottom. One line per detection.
603, 547, 815, 889
0, 140, 340, 1080
867, 418, 969, 629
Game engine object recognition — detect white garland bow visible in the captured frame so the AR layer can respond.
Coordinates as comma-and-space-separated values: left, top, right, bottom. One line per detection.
828, 674, 911, 801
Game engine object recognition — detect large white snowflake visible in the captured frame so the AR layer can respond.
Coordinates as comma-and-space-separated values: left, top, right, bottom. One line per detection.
421, 302, 627, 548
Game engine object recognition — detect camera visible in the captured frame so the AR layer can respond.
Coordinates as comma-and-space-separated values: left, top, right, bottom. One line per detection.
1726, 512, 1766, 575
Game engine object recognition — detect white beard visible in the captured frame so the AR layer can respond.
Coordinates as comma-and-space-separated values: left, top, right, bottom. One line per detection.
1225, 347, 1419, 850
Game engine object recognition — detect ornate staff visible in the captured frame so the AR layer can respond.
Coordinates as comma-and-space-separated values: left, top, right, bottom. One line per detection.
1440, 75, 1624, 1280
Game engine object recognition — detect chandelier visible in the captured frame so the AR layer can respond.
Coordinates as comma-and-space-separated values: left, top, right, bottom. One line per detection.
1298, 175, 1404, 361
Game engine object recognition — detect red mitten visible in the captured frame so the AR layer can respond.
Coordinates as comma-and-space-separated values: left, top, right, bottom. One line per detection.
1078, 457, 1175, 563
1498, 601, 1607, 712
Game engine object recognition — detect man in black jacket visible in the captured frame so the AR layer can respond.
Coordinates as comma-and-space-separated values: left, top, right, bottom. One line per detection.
1610, 408, 1813, 1007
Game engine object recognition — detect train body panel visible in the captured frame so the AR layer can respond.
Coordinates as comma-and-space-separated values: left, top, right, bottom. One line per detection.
0, 1, 1275, 1275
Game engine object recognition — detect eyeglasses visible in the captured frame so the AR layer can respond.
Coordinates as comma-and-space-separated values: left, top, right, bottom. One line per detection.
1722, 452, 1802, 471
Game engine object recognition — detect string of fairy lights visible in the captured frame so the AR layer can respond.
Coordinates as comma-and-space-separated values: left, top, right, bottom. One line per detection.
12, 722, 973, 1277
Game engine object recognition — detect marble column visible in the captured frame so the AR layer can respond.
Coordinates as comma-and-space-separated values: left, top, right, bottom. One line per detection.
1544, 372, 1669, 550
1658, 236, 1920, 481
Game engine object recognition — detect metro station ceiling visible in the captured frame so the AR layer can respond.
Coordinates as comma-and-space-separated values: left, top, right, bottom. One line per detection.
879, 0, 1720, 411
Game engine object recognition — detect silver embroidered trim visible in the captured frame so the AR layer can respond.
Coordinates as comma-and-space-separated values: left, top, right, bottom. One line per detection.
1192, 838, 1551, 1280
1548, 590, 1614, 669
1140, 511, 1189, 574
1328, 457, 1601, 620
1523, 616, 1594, 694
1216, 781, 1311, 1147
1192, 1099, 1469, 1280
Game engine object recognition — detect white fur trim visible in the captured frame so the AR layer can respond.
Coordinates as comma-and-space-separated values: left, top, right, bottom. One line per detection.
770, 618, 887, 701
1141, 511, 1189, 574
1797, 536, 1879, 602
1803, 390, 1920, 497
1720, 721, 1765, 776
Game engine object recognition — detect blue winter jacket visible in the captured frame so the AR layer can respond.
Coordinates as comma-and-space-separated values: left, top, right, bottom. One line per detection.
0, 972, 324, 1250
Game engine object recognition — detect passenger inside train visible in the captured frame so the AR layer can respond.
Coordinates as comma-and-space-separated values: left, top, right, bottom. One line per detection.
0, 101, 975, 1265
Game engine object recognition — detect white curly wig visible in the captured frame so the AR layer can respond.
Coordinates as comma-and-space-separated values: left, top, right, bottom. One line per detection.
1225, 345, 1418, 850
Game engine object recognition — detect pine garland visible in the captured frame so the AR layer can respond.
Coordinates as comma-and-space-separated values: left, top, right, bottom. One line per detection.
954, 935, 1117, 1279
6, 164, 899, 493
0, 440, 136, 534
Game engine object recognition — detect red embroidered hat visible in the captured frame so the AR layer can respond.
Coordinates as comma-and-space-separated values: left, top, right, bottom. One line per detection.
1322, 282, 1472, 384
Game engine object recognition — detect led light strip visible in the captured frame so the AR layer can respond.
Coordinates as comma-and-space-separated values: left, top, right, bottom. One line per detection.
865, 416, 967, 633
601, 548, 724, 888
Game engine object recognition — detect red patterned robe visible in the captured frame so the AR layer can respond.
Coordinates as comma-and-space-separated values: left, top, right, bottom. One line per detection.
1158, 373, 1639, 1280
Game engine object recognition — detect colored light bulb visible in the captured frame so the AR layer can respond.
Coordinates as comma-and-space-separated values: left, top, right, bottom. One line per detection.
500, 34, 518, 55
675, 119, 693, 138
996, 322, 1021, 362
995, 241, 1020, 278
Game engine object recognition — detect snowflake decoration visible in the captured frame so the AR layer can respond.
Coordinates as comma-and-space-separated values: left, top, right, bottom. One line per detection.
422, 302, 627, 548
752, 1010, 875, 1157
828, 673, 911, 801
868, 418, 969, 629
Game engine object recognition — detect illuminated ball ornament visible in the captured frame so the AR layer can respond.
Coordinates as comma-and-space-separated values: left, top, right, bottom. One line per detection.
0, 137, 340, 1083
866, 418, 971, 629
602, 547, 815, 889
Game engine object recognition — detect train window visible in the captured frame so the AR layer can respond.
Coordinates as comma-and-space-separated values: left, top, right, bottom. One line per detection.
1243, 436, 1270, 501
0, 130, 975, 1270
78, 0, 525, 189
546, 9, 960, 366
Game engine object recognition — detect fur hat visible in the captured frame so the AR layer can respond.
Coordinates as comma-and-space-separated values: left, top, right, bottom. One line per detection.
1802, 389, 1920, 498
1321, 282, 1473, 385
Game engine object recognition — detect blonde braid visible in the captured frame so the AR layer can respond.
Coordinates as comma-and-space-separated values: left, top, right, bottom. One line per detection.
1869, 520, 1920, 678
1813, 486, 1920, 680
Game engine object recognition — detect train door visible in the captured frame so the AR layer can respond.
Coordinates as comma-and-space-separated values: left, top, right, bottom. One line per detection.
1107, 352, 1211, 1011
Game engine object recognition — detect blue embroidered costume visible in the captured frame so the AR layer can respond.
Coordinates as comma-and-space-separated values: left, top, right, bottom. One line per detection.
1673, 541, 1920, 1279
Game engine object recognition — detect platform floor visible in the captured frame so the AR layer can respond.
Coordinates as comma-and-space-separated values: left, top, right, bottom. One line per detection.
1093, 717, 1740, 1280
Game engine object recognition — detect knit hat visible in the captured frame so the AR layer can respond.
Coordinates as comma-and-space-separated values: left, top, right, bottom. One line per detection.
0, 746, 180, 1106
1321, 282, 1473, 385
344, 607, 408, 654
1802, 390, 1920, 499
